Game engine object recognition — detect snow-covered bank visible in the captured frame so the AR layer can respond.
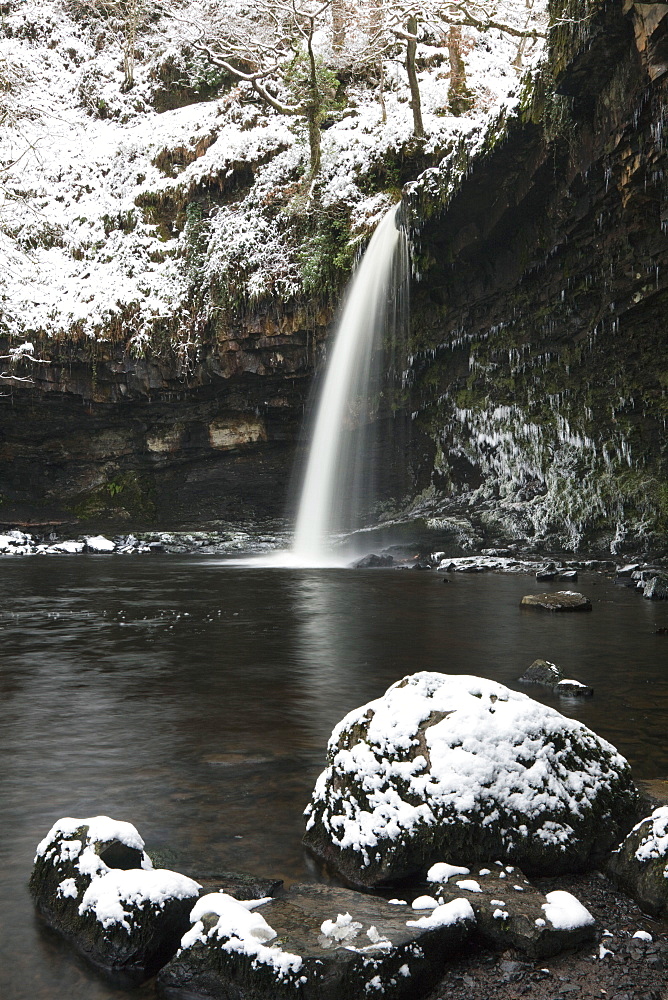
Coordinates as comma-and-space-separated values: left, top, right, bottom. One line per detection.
0, 0, 546, 350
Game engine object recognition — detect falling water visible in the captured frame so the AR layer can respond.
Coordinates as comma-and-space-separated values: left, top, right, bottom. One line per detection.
292, 205, 409, 563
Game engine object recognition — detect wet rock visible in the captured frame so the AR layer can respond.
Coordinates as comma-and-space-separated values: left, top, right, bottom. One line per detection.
643, 575, 668, 600
519, 660, 593, 696
606, 807, 668, 918
536, 563, 558, 581
615, 576, 640, 588
30, 815, 200, 983
518, 659, 563, 685
158, 884, 475, 1000
520, 592, 592, 612
558, 570, 579, 582
194, 871, 283, 900
427, 862, 596, 958
637, 779, 668, 812
616, 564, 641, 578
303, 673, 637, 886
556, 679, 594, 697
352, 553, 395, 569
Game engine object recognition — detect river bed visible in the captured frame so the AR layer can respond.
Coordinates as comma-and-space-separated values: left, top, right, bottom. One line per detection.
1, 556, 666, 1000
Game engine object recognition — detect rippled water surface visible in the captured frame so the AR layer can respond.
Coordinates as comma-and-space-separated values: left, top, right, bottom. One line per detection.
1, 556, 667, 999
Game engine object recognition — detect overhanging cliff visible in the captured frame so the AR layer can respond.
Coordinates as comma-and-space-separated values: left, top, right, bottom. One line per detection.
406, 0, 668, 553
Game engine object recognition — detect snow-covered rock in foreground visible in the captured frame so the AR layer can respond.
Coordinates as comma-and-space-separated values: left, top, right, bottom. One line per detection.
427, 861, 596, 958
303, 673, 638, 886
158, 884, 474, 1000
606, 806, 668, 918
30, 815, 200, 983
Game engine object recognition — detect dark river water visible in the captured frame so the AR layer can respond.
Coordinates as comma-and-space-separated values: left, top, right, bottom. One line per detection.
1, 556, 667, 1000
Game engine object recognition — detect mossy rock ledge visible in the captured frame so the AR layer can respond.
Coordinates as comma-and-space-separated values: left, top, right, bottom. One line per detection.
158, 884, 475, 1000
30, 815, 201, 983
303, 673, 638, 887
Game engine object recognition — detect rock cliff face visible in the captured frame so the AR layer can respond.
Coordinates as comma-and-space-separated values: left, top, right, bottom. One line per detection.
2, 1, 668, 546
407, 0, 668, 553
0, 307, 323, 528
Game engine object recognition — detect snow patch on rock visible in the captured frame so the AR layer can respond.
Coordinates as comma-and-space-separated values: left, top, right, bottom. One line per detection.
541, 891, 595, 931
406, 897, 475, 930
79, 868, 201, 931
180, 892, 303, 979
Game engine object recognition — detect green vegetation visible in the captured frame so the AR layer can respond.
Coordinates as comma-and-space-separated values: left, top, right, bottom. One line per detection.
68, 472, 156, 522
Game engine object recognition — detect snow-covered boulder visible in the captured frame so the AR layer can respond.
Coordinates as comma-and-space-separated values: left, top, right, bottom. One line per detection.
303, 673, 637, 886
30, 815, 200, 982
0, 529, 36, 554
46, 539, 86, 554
158, 884, 474, 1000
85, 535, 116, 553
606, 807, 668, 917
426, 861, 596, 958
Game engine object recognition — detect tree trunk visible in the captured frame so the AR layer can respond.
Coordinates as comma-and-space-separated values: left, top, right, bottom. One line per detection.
306, 21, 322, 180
306, 107, 322, 180
366, 0, 386, 122
447, 25, 473, 116
332, 0, 346, 52
121, 0, 139, 91
405, 15, 424, 139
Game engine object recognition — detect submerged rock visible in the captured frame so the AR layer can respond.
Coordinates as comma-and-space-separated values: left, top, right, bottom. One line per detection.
556, 678, 594, 697
518, 660, 593, 697
158, 884, 474, 1000
518, 659, 562, 685
520, 591, 592, 612
303, 673, 637, 886
30, 815, 200, 983
606, 807, 668, 918
193, 871, 284, 901
426, 861, 596, 958
352, 553, 395, 569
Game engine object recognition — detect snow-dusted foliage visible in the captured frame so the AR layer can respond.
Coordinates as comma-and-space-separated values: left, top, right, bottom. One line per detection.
0, 0, 546, 350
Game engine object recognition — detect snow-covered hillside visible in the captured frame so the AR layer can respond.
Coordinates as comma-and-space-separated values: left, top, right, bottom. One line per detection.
0, 0, 546, 352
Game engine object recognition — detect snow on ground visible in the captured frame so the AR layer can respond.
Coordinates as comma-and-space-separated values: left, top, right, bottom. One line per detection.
0, 0, 546, 349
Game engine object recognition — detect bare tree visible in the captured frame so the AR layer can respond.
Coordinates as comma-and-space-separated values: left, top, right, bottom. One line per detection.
363, 0, 547, 138
447, 24, 473, 116
169, 0, 343, 184
331, 0, 347, 51
67, 0, 155, 90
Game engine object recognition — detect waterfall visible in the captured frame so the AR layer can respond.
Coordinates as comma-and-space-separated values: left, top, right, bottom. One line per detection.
292, 205, 409, 564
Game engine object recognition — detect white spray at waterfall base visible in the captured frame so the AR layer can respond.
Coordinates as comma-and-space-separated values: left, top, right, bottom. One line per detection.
292, 205, 409, 565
